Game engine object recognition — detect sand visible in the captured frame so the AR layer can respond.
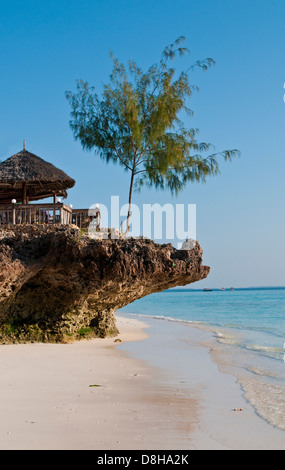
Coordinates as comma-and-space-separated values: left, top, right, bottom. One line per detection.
0, 314, 284, 450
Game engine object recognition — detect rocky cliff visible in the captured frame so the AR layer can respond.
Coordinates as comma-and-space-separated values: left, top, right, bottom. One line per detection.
0, 225, 210, 343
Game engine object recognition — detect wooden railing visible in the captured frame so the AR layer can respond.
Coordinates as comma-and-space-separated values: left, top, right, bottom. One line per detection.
71, 209, 91, 229
0, 203, 72, 225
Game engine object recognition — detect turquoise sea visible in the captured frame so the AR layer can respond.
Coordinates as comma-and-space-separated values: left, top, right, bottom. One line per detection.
118, 287, 285, 431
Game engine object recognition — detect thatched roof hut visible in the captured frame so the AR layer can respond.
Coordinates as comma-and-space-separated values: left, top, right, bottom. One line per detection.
0, 148, 75, 203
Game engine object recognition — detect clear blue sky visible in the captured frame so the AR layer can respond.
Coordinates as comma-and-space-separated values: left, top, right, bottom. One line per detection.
1, 0, 284, 288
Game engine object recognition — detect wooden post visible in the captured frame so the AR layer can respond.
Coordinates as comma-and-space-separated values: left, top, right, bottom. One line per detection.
53, 195, 57, 223
22, 182, 27, 205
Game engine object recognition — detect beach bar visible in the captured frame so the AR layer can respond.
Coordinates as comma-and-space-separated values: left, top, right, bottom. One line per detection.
0, 147, 91, 228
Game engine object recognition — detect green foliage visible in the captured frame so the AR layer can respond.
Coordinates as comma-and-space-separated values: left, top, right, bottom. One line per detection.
76, 327, 92, 338
66, 37, 239, 231
0, 321, 46, 343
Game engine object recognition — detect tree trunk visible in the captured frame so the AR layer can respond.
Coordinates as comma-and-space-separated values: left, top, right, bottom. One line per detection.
124, 168, 135, 236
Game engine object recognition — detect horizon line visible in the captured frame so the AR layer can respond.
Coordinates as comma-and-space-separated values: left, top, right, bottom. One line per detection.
168, 285, 285, 291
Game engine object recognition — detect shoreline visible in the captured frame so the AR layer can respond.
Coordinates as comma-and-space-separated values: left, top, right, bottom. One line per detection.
0, 314, 284, 450
116, 314, 285, 450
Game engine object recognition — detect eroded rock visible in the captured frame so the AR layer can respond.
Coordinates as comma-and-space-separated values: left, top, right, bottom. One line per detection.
0, 225, 210, 343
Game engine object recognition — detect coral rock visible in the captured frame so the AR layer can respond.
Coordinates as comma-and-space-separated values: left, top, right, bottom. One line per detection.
0, 225, 210, 343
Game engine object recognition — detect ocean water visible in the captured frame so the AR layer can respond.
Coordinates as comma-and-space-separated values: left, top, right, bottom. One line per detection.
118, 287, 285, 431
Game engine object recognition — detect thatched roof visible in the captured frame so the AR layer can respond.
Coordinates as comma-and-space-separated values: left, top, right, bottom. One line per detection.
0, 149, 75, 203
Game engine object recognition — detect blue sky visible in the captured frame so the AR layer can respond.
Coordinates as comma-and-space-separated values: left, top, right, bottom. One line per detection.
1, 0, 284, 288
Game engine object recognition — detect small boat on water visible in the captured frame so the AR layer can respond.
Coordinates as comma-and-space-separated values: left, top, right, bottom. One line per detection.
219, 287, 226, 291
230, 287, 235, 291
203, 288, 212, 292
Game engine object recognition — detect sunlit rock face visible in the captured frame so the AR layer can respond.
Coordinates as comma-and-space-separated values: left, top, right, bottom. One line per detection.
0, 225, 209, 343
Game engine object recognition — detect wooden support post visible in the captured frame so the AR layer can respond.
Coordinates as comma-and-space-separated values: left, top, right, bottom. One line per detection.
22, 182, 27, 205
53, 195, 57, 223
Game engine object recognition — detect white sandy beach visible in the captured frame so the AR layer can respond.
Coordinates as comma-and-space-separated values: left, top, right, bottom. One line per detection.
0, 314, 284, 450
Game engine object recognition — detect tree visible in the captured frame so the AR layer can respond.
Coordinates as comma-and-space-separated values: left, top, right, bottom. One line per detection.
65, 36, 239, 234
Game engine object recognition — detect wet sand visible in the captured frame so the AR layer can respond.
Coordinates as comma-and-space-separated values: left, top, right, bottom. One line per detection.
116, 314, 285, 450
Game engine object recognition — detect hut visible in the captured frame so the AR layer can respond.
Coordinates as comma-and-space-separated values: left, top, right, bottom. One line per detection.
0, 147, 77, 225
0, 147, 75, 204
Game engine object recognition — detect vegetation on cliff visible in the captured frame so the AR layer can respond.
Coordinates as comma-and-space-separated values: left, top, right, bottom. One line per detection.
66, 37, 239, 234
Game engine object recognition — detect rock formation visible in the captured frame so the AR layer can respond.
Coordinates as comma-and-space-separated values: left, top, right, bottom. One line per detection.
0, 225, 210, 343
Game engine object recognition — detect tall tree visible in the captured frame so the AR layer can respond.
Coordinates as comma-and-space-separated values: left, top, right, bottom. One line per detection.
66, 37, 239, 234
